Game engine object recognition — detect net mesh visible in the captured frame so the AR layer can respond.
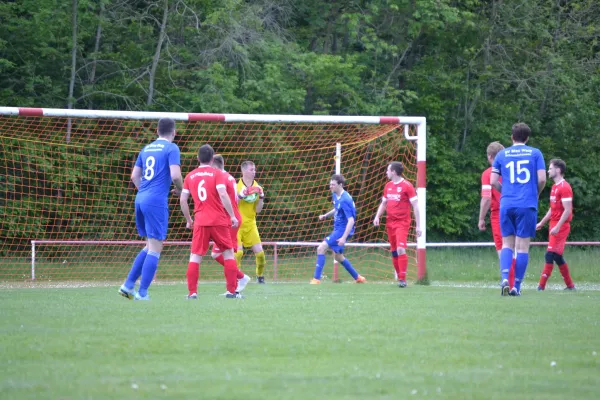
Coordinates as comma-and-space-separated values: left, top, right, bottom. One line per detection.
0, 115, 419, 282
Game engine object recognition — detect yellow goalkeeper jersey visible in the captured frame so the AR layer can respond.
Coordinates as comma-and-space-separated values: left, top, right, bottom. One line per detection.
237, 179, 263, 224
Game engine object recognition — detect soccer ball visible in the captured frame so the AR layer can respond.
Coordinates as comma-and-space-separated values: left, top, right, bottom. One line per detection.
242, 193, 259, 203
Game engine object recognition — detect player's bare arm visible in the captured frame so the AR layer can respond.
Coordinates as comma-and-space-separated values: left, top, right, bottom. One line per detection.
337, 217, 355, 246
536, 209, 551, 230
218, 186, 239, 228
256, 192, 264, 213
537, 169, 546, 196
410, 198, 422, 237
490, 172, 502, 193
131, 166, 142, 189
373, 197, 387, 226
179, 191, 193, 229
478, 196, 491, 231
551, 200, 572, 235
170, 165, 183, 195
319, 208, 335, 220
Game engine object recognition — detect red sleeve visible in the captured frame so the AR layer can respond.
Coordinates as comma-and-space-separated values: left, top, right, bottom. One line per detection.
561, 183, 573, 200
382, 183, 387, 200
406, 181, 417, 200
215, 170, 227, 189
481, 169, 491, 198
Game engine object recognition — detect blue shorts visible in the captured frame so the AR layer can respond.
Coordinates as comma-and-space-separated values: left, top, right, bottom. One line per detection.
500, 207, 537, 239
325, 230, 352, 254
135, 202, 169, 241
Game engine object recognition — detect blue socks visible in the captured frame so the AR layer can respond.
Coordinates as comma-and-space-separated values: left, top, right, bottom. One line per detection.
514, 252, 529, 292
138, 251, 160, 297
314, 254, 325, 279
124, 248, 148, 290
313, 255, 359, 280
500, 248, 513, 281
341, 259, 359, 280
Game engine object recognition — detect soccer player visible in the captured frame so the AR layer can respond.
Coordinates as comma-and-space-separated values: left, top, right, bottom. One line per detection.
478, 142, 515, 288
210, 155, 250, 291
536, 159, 576, 291
490, 123, 546, 296
310, 174, 366, 284
373, 162, 421, 288
118, 118, 183, 301
235, 161, 267, 283
180, 144, 244, 299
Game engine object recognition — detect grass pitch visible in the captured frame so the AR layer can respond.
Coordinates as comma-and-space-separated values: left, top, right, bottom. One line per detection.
1, 282, 599, 400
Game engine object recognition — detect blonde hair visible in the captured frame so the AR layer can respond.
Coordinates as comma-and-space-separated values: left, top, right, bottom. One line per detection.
486, 142, 505, 159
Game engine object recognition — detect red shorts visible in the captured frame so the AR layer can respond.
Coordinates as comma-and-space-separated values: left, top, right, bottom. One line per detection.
212, 226, 239, 253
547, 223, 570, 255
192, 225, 233, 256
491, 213, 502, 251
387, 220, 410, 250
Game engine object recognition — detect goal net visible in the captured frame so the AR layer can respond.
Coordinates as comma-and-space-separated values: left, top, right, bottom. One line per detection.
0, 108, 426, 283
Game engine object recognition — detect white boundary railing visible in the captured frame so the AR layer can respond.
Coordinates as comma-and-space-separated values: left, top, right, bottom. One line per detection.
30, 240, 599, 281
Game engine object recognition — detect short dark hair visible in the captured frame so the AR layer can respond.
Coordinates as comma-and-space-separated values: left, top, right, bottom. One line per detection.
241, 160, 255, 171
512, 123, 531, 143
331, 174, 345, 186
198, 144, 214, 164
157, 118, 175, 137
213, 154, 224, 170
389, 161, 404, 176
550, 158, 566, 175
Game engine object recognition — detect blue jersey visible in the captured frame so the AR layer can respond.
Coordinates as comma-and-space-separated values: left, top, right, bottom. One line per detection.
332, 190, 356, 235
134, 138, 181, 208
492, 144, 545, 209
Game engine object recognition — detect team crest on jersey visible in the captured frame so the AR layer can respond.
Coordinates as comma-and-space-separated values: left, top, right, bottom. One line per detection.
397, 187, 402, 193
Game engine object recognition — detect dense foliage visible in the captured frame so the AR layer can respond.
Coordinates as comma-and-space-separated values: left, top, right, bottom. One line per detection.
1, 0, 598, 241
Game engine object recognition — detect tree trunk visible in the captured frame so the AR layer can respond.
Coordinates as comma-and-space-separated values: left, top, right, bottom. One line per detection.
88, 2, 105, 109
147, 0, 169, 106
67, 0, 78, 143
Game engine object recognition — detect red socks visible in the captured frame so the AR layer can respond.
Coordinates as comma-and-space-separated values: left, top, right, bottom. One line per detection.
223, 259, 239, 294
538, 263, 553, 289
559, 263, 574, 288
398, 254, 408, 280
187, 262, 200, 295
508, 258, 516, 289
392, 256, 400, 278
539, 263, 574, 289
215, 254, 244, 279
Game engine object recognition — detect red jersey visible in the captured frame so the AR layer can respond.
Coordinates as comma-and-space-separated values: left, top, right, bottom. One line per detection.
481, 167, 501, 213
550, 179, 573, 223
383, 178, 417, 225
183, 165, 230, 227
224, 171, 242, 221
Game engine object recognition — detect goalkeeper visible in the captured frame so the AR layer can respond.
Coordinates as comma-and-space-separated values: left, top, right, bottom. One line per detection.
236, 161, 267, 283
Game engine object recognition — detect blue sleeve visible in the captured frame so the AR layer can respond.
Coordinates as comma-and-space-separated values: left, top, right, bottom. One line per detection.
535, 149, 545, 171
168, 144, 181, 166
341, 199, 356, 219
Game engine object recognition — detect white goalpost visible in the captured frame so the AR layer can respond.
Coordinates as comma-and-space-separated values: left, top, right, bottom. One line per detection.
1, 107, 427, 282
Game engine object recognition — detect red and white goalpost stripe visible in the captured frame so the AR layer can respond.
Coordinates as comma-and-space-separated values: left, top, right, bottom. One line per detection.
0, 107, 425, 125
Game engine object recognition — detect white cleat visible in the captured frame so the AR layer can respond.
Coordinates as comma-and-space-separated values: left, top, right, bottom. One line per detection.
237, 274, 251, 292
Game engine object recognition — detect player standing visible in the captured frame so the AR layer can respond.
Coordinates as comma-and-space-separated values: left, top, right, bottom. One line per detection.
536, 159, 576, 291
210, 155, 251, 291
373, 162, 421, 287
119, 118, 183, 301
490, 123, 546, 296
310, 174, 366, 284
478, 142, 515, 288
180, 144, 243, 299
235, 161, 267, 283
